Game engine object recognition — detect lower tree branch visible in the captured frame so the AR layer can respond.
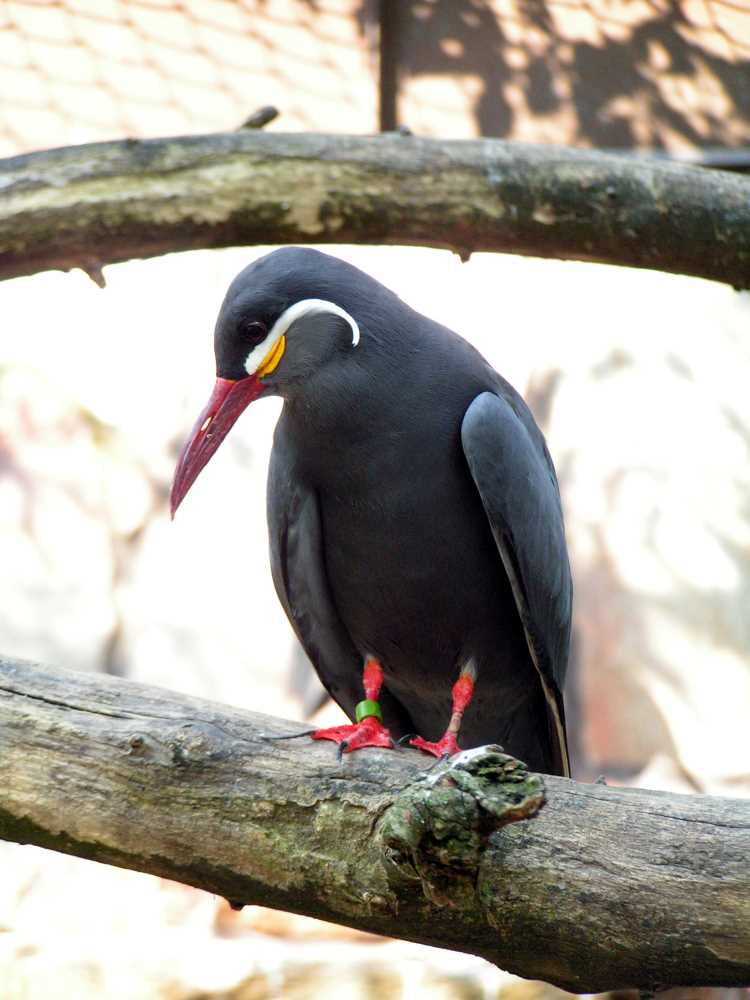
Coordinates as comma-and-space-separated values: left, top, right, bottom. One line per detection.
1, 655, 748, 993
2, 132, 750, 288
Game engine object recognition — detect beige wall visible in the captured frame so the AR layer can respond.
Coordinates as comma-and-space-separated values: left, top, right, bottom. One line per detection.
0, 0, 378, 157
4, 2, 750, 158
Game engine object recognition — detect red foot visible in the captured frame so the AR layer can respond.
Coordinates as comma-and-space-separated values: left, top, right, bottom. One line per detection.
312, 716, 392, 753
410, 733, 461, 758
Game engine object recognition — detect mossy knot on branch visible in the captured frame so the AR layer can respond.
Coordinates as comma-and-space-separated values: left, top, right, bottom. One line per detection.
378, 746, 545, 907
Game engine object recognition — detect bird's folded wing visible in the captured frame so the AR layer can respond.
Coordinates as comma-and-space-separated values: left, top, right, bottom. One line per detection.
267, 444, 364, 718
461, 391, 572, 776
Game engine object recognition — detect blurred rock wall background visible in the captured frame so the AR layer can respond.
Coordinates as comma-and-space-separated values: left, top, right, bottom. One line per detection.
2, 3, 750, 998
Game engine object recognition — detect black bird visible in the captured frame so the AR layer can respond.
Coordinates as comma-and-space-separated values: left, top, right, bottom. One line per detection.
171, 248, 572, 776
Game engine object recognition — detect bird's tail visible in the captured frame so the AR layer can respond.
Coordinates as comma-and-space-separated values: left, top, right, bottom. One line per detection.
543, 680, 571, 777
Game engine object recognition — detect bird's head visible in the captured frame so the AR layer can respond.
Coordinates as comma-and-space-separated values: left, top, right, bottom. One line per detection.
170, 248, 364, 518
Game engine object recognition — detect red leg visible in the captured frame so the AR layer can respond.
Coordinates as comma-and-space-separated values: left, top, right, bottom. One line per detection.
313, 658, 393, 753
411, 668, 475, 758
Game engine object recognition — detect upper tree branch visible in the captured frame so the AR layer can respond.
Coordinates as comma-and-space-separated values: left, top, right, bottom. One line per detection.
1, 655, 748, 993
2, 132, 750, 287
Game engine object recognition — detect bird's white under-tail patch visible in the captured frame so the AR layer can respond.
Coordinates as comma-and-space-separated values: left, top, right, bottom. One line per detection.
243, 298, 360, 376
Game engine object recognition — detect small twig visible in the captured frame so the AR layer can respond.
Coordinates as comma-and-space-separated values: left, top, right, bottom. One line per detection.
238, 106, 279, 130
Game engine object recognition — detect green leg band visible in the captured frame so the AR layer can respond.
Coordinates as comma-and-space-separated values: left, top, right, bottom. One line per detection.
355, 699, 383, 723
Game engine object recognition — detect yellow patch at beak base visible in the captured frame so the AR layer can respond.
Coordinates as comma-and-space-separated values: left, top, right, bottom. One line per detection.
257, 335, 286, 378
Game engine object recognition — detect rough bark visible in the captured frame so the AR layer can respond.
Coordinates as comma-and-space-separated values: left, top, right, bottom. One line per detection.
1, 655, 748, 993
2, 132, 750, 288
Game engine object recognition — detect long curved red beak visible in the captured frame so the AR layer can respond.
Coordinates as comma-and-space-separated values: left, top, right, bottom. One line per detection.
170, 375, 263, 518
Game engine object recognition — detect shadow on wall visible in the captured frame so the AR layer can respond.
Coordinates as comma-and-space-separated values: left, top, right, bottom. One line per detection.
357, 0, 750, 148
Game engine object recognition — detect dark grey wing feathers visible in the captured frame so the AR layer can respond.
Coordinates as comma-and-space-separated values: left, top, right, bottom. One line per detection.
461, 391, 572, 776
267, 439, 364, 718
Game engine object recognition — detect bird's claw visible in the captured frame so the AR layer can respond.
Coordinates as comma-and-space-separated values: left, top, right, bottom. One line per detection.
410, 733, 461, 759
424, 751, 452, 773
313, 716, 393, 755
262, 729, 317, 741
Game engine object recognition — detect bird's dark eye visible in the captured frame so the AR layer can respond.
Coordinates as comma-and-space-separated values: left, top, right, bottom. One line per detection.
239, 320, 268, 346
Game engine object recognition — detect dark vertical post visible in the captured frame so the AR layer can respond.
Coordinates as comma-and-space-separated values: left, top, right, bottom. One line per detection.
379, 0, 399, 131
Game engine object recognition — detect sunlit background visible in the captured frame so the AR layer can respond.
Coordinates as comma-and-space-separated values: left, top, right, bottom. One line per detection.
2, 2, 750, 998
